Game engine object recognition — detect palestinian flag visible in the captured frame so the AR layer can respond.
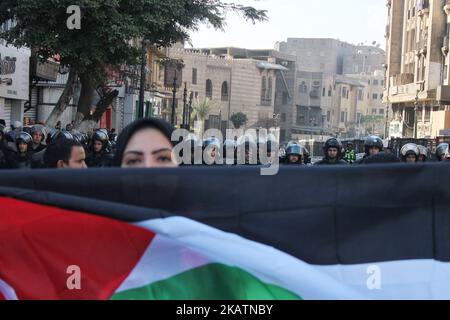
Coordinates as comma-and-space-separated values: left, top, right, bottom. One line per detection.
0, 165, 449, 300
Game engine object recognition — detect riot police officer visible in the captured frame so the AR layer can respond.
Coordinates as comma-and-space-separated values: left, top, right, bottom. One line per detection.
400, 143, 420, 163
0, 125, 13, 169
417, 145, 429, 162
283, 142, 304, 165
315, 138, 347, 165
7, 132, 33, 169
86, 130, 113, 168
435, 143, 450, 162
355, 135, 384, 164
30, 124, 47, 153
202, 136, 221, 165
236, 136, 258, 165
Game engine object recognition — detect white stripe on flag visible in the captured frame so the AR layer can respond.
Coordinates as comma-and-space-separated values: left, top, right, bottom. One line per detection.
0, 279, 18, 300
124, 217, 365, 300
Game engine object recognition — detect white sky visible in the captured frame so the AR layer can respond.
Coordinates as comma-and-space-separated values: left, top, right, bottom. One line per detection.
189, 0, 387, 50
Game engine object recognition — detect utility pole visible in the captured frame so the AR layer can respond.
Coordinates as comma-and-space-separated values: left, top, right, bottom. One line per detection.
171, 70, 177, 126
138, 39, 148, 119
182, 82, 188, 128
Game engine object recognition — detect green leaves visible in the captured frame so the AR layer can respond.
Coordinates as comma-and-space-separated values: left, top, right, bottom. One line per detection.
230, 112, 248, 129
0, 0, 266, 85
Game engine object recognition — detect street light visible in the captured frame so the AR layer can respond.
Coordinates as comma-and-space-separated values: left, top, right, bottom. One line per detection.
414, 91, 419, 139
138, 39, 150, 119
182, 82, 188, 129
382, 63, 389, 139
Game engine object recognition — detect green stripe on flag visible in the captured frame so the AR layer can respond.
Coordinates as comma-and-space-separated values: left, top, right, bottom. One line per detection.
111, 263, 301, 300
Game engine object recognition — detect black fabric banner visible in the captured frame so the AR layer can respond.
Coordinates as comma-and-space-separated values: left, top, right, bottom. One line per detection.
0, 164, 449, 265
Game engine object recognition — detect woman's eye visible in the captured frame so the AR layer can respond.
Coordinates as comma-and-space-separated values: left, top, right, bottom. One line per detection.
126, 159, 141, 166
157, 156, 172, 163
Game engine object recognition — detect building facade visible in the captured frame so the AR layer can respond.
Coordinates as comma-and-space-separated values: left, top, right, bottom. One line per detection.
277, 38, 386, 141
384, 0, 450, 138
163, 46, 289, 134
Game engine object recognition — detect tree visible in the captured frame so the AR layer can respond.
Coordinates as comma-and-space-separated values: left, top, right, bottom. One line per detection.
230, 112, 248, 129
192, 98, 214, 134
193, 98, 213, 122
0, 1, 267, 129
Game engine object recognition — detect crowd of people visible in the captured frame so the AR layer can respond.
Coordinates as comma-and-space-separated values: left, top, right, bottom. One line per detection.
0, 117, 449, 170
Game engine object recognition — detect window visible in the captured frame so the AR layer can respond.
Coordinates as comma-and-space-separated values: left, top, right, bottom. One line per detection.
424, 107, 431, 122
358, 90, 363, 101
206, 79, 213, 98
357, 113, 362, 124
282, 92, 289, 105
299, 81, 308, 94
261, 76, 272, 105
323, 87, 326, 97
373, 80, 379, 86
379, 109, 385, 115
340, 111, 345, 123
373, 93, 378, 100
221, 81, 229, 101
381, 80, 385, 86
327, 111, 331, 122
342, 87, 347, 98
368, 80, 371, 85
267, 77, 273, 101
192, 68, 197, 85
261, 77, 267, 101
281, 113, 286, 122
328, 86, 332, 97
372, 109, 377, 115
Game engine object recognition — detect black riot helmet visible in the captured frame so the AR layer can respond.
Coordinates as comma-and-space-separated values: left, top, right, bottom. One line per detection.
92, 130, 110, 152
51, 130, 74, 143
323, 138, 343, 158
364, 135, 383, 155
285, 142, 303, 164
15, 132, 33, 150
436, 143, 450, 161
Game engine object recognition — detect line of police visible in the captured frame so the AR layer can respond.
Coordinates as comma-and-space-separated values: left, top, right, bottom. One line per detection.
0, 121, 115, 169
0, 119, 449, 170
188, 135, 450, 166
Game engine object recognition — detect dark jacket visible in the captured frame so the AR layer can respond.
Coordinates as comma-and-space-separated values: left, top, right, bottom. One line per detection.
315, 158, 348, 165
86, 151, 114, 168
7, 151, 33, 169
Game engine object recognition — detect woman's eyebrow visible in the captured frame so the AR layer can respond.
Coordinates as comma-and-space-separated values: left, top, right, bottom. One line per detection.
124, 151, 144, 156
152, 148, 172, 155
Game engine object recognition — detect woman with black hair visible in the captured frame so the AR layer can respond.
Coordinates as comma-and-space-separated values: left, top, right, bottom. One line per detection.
113, 118, 178, 169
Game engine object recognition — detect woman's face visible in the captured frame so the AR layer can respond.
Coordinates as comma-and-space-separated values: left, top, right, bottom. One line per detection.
121, 128, 177, 168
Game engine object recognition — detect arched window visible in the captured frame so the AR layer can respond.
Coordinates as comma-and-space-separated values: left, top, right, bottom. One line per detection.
261, 77, 267, 101
206, 79, 213, 98
267, 77, 273, 101
221, 81, 229, 101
